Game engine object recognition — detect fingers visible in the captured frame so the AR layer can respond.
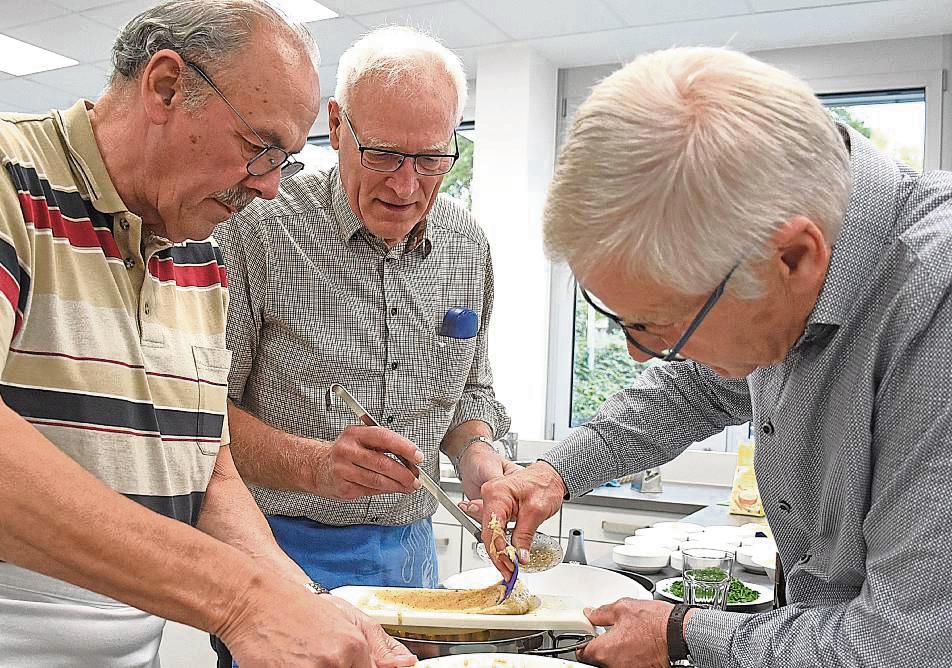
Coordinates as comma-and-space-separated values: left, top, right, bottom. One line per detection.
363, 621, 417, 668
584, 602, 621, 627
458, 498, 483, 521
346, 425, 423, 464
333, 427, 423, 495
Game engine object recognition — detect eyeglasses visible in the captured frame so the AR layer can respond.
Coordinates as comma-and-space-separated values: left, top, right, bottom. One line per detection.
579, 265, 738, 362
185, 61, 303, 180
340, 108, 459, 176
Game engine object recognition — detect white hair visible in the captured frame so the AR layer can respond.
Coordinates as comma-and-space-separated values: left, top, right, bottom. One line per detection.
335, 25, 467, 121
544, 46, 851, 298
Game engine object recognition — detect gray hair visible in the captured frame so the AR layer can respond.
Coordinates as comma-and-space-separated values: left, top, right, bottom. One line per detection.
544, 46, 851, 298
335, 26, 467, 122
109, 0, 320, 108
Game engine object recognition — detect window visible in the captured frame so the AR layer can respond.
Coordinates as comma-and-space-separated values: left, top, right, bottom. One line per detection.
297, 121, 475, 211
820, 89, 926, 171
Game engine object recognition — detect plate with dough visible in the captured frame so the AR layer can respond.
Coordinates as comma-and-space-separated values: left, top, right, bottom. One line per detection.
332, 580, 595, 633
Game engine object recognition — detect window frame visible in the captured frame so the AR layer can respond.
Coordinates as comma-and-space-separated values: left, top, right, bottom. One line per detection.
544, 69, 945, 444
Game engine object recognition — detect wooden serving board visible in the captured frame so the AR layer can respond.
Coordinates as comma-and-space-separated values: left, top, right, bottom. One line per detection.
332, 586, 596, 633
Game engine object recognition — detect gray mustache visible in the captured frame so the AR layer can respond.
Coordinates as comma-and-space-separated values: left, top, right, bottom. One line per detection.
212, 185, 257, 212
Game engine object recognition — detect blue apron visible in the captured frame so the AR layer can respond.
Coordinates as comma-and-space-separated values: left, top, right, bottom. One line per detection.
266, 515, 440, 589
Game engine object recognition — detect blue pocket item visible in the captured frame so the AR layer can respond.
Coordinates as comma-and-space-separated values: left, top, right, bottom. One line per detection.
440, 307, 478, 339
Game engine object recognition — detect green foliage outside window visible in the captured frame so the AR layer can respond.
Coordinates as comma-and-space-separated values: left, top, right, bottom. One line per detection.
439, 132, 475, 209
571, 287, 649, 426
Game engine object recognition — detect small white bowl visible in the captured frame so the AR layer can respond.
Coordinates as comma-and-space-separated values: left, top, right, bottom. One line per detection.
669, 550, 683, 571
612, 544, 671, 574
703, 525, 755, 538
686, 534, 741, 550
624, 535, 681, 552
651, 521, 704, 535
741, 536, 777, 549
752, 551, 777, 581
736, 545, 776, 574
635, 526, 692, 541
741, 522, 772, 538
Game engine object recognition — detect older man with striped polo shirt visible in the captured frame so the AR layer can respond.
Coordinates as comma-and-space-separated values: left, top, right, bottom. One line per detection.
0, 2, 415, 667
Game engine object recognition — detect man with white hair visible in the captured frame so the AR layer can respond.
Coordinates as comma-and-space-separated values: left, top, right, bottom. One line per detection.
473, 47, 952, 666
0, 1, 418, 666
216, 25, 512, 594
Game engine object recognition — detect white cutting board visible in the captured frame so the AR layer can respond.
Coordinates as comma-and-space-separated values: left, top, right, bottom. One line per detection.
332, 586, 596, 633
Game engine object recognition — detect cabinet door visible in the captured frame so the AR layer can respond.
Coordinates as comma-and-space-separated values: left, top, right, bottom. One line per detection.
433, 523, 462, 581
561, 504, 685, 543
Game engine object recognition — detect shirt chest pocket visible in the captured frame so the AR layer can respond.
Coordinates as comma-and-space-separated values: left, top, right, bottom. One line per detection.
428, 335, 477, 409
192, 345, 232, 456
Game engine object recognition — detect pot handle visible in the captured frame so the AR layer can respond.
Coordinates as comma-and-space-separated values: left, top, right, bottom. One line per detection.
524, 632, 593, 656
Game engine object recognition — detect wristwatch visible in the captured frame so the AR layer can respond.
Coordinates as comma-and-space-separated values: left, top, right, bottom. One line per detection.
450, 435, 497, 477
304, 581, 330, 595
666, 603, 695, 662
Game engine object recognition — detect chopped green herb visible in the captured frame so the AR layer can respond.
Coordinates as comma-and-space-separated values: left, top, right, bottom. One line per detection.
665, 578, 760, 605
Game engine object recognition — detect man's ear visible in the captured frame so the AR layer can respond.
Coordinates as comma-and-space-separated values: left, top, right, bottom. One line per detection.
139, 49, 189, 125
770, 215, 830, 296
327, 98, 342, 151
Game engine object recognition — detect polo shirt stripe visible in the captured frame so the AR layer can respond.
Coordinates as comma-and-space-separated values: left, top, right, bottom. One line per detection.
148, 256, 228, 289
0, 235, 29, 333
126, 492, 205, 526
0, 383, 225, 440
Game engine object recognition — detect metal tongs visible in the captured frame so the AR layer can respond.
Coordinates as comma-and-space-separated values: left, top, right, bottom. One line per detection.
330, 383, 521, 602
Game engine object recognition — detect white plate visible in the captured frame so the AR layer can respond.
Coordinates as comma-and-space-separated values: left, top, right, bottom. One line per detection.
442, 563, 652, 609
417, 653, 589, 668
654, 576, 773, 609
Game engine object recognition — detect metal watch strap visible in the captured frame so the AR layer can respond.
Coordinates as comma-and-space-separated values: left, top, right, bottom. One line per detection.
304, 581, 330, 595
666, 603, 694, 662
450, 435, 496, 476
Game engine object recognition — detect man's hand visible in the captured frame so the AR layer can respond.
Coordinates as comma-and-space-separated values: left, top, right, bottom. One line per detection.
221, 578, 417, 668
459, 461, 566, 577
311, 425, 424, 500
456, 442, 522, 500
577, 598, 674, 668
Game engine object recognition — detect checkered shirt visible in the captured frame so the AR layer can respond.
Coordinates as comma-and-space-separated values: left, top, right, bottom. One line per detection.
541, 126, 952, 666
216, 166, 510, 526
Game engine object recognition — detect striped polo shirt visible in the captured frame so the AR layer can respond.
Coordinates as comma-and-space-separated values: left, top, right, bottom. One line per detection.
0, 100, 231, 526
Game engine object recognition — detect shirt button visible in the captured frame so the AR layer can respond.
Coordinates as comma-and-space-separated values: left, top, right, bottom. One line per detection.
386, 415, 395, 424
385, 257, 395, 264
761, 420, 774, 436
778, 499, 791, 512
390, 306, 398, 316
119, 218, 130, 230
143, 302, 151, 316
391, 362, 398, 370
123, 257, 135, 269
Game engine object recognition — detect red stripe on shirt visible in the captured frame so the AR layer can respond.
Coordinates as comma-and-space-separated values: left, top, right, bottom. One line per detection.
148, 256, 227, 289
0, 263, 23, 338
17, 193, 122, 259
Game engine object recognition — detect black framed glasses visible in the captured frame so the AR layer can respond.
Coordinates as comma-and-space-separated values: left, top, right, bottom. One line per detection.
340, 108, 459, 176
579, 265, 738, 362
185, 61, 303, 180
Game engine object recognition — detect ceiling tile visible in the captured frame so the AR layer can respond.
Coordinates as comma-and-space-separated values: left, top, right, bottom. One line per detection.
469, 0, 623, 40
356, 1, 510, 48
48, 0, 118, 9
307, 16, 369, 66
320, 0, 435, 14
81, 0, 157, 30
6, 14, 120, 62
601, 0, 750, 26
0, 0, 71, 30
0, 77, 79, 113
748, 0, 885, 10
24, 63, 109, 98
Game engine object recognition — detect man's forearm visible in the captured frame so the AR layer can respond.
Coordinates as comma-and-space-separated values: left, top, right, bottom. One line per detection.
440, 419, 494, 464
196, 445, 308, 585
0, 399, 266, 637
227, 401, 327, 491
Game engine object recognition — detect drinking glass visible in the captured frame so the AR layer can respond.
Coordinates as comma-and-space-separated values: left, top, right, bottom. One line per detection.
681, 547, 734, 610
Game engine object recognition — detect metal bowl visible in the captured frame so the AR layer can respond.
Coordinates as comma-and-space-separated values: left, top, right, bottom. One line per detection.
386, 627, 593, 660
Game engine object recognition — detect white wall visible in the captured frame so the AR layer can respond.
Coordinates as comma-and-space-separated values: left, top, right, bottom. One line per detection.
472, 46, 559, 440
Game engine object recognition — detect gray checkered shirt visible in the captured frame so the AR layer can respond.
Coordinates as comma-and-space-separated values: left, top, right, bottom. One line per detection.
541, 126, 952, 667
216, 166, 510, 526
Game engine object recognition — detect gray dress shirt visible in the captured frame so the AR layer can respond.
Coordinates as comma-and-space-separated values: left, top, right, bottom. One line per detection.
216, 167, 510, 527
541, 126, 952, 666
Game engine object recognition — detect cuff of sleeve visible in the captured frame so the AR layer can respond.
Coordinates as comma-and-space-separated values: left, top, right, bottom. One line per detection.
538, 425, 617, 499
684, 608, 747, 668
449, 395, 512, 441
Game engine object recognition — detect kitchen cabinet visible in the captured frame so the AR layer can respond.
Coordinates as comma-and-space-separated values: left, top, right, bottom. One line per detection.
561, 504, 684, 544
433, 522, 463, 581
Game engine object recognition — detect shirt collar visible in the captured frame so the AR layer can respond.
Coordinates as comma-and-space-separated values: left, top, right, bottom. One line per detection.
329, 166, 433, 257
801, 123, 902, 341
54, 99, 127, 215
